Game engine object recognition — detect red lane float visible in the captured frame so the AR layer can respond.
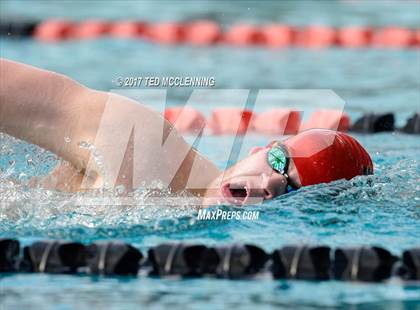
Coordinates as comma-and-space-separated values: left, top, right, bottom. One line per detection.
414, 30, 420, 46
337, 27, 372, 48
260, 24, 295, 48
208, 108, 254, 134
184, 20, 221, 46
33, 20, 74, 41
301, 110, 350, 132
26, 20, 420, 49
160, 108, 416, 135
145, 22, 184, 44
373, 26, 414, 48
70, 20, 110, 39
109, 21, 147, 38
252, 109, 301, 135
296, 25, 337, 48
223, 24, 263, 46
164, 107, 206, 133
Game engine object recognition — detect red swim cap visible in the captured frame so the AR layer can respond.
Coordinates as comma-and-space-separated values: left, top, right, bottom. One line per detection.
284, 129, 373, 186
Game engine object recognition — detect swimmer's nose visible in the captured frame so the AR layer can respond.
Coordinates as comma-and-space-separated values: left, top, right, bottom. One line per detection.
259, 173, 286, 200
246, 184, 275, 202
263, 187, 274, 200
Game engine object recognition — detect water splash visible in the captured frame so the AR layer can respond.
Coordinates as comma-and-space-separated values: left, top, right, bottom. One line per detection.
0, 132, 419, 250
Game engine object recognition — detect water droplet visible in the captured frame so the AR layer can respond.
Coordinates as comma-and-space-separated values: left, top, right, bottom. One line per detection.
116, 185, 126, 195
78, 141, 90, 149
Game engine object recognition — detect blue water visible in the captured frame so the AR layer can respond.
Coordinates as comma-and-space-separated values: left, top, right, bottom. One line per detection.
1, 1, 420, 309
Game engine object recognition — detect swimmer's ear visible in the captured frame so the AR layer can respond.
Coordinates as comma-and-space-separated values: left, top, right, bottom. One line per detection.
248, 146, 263, 156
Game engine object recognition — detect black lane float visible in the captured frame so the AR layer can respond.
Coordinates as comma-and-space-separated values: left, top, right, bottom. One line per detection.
1, 239, 419, 282
350, 112, 420, 134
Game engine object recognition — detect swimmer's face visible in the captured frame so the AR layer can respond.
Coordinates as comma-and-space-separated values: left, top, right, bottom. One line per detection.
203, 143, 301, 206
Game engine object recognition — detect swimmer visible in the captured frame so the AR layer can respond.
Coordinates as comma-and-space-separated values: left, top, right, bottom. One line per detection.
0, 59, 373, 206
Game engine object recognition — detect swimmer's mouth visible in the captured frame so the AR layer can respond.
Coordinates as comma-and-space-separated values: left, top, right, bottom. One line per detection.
221, 182, 250, 205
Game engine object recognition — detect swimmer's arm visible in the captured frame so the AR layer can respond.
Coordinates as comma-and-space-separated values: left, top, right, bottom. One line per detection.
0, 58, 107, 172
0, 59, 220, 192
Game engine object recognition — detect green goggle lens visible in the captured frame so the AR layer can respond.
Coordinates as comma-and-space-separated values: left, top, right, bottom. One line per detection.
267, 145, 288, 174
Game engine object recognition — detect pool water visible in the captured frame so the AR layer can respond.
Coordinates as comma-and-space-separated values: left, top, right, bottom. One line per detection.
1, 1, 420, 309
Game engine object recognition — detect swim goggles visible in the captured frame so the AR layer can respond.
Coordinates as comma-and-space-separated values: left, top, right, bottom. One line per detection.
267, 143, 297, 193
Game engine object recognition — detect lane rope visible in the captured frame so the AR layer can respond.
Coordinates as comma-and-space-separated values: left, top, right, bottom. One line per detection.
1, 239, 419, 282
1, 19, 419, 49
163, 109, 419, 135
